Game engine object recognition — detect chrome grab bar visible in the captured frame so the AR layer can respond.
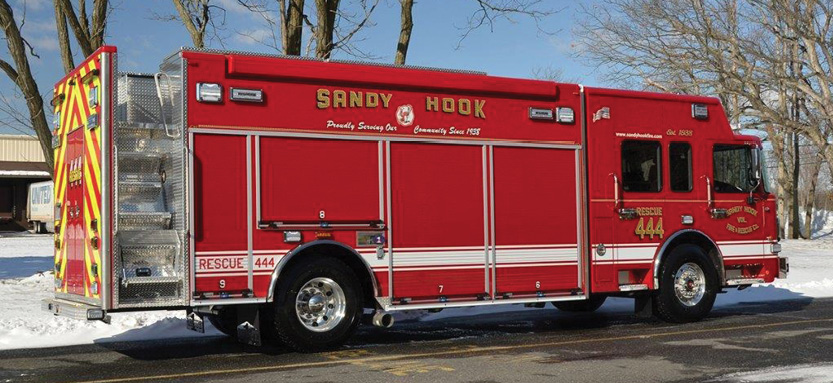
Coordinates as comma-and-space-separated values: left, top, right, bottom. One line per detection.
154, 72, 179, 138
611, 173, 620, 208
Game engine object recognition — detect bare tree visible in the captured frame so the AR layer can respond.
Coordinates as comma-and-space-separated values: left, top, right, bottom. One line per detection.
165, 0, 232, 49
0, 1, 53, 171
393, 0, 556, 65
456, 0, 557, 48
394, 0, 413, 65
279, 0, 305, 55
55, 0, 108, 62
238, 0, 378, 59
575, 0, 833, 237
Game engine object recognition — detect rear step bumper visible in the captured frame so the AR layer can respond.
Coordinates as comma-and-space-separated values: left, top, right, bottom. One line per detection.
42, 298, 110, 323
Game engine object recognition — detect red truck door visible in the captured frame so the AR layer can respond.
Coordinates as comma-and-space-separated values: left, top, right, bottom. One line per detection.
64, 128, 86, 295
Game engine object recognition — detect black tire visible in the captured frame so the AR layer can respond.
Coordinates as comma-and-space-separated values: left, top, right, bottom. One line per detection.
552, 295, 607, 312
271, 257, 363, 352
206, 307, 238, 338
653, 244, 719, 323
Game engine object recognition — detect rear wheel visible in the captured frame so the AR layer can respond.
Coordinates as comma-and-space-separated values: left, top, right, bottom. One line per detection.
206, 307, 238, 338
270, 257, 363, 352
653, 244, 718, 323
552, 295, 607, 312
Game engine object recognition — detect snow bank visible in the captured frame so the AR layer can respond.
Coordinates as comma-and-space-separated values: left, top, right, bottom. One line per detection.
713, 363, 833, 383
0, 237, 831, 350
0, 272, 220, 350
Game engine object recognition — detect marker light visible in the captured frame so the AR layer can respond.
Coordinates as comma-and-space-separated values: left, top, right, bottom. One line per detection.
196, 83, 222, 103
692, 103, 709, 120
556, 107, 575, 124
284, 231, 302, 243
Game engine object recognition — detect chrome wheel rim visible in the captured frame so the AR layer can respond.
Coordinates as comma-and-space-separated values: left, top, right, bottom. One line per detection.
673, 262, 706, 307
295, 277, 347, 332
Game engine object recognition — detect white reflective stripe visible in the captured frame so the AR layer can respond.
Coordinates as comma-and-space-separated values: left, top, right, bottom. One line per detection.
496, 248, 578, 263
719, 243, 765, 257
393, 250, 486, 266
616, 245, 659, 261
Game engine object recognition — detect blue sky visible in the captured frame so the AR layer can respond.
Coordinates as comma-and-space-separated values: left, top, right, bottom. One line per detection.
0, 0, 603, 134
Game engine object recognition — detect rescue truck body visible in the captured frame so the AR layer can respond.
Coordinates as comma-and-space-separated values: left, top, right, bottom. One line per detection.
44, 46, 787, 351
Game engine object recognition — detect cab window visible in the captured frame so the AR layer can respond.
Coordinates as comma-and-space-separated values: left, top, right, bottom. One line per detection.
713, 145, 754, 193
669, 142, 692, 192
622, 140, 661, 192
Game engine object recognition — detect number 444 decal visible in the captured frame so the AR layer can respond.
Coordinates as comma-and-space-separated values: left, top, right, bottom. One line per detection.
635, 217, 664, 239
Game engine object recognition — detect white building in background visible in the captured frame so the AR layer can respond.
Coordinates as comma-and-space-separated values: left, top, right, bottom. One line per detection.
0, 134, 50, 231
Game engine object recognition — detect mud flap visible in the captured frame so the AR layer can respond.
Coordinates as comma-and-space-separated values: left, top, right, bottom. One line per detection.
635, 294, 653, 319
236, 305, 262, 346
187, 311, 205, 333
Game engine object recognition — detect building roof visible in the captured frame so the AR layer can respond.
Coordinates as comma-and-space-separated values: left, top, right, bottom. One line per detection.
0, 161, 50, 178
0, 134, 46, 163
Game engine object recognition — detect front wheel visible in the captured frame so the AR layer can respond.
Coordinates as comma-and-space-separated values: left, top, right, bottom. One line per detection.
653, 244, 719, 323
270, 257, 363, 352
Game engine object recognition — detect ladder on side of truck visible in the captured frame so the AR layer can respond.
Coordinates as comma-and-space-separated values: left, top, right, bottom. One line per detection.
113, 72, 185, 308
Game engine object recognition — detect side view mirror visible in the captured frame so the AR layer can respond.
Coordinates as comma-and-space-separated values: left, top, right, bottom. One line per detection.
751, 147, 762, 182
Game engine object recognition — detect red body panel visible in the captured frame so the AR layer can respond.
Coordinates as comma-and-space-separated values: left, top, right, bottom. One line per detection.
181, 50, 779, 306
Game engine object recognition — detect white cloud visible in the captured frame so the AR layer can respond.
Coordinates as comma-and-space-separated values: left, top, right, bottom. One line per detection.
28, 35, 58, 52
16, 0, 48, 11
234, 28, 274, 46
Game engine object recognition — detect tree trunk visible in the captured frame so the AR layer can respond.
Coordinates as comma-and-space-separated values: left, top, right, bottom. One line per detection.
314, 0, 339, 59
394, 0, 414, 65
282, 0, 305, 56
766, 125, 789, 238
803, 152, 823, 239
0, 1, 53, 173
791, 131, 800, 239
172, 0, 206, 48
54, 0, 74, 73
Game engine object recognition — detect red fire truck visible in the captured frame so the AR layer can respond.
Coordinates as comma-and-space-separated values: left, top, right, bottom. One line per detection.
43, 46, 787, 351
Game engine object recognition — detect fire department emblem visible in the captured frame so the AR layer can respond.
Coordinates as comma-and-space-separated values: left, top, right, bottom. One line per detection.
396, 104, 415, 126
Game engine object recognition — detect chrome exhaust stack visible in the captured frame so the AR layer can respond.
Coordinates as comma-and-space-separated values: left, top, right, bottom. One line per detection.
371, 311, 394, 328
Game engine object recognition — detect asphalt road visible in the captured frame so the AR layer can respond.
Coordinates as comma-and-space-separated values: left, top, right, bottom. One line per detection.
3, 297, 833, 383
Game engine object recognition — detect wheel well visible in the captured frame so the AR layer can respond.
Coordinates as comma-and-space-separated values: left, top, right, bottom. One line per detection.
273, 242, 377, 309
655, 231, 724, 287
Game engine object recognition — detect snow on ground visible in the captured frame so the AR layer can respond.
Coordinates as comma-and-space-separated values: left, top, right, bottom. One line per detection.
712, 363, 833, 383
0, 232, 56, 279
0, 234, 832, 350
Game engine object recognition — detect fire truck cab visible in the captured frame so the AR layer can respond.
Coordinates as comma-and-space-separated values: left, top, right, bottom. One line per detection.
43, 46, 786, 351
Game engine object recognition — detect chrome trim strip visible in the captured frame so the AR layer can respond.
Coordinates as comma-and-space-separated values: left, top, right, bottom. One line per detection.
574, 149, 583, 291
725, 278, 765, 286
100, 51, 111, 310
482, 145, 489, 296
382, 294, 588, 311
386, 140, 393, 299
188, 130, 196, 305
265, 240, 380, 302
255, 135, 261, 224
378, 141, 384, 221
246, 135, 253, 290
652, 229, 724, 288
192, 297, 267, 306
189, 128, 580, 150
579, 85, 591, 294
489, 145, 496, 299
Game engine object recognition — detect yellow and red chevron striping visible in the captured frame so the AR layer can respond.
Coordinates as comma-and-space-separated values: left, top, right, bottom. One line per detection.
53, 51, 106, 299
